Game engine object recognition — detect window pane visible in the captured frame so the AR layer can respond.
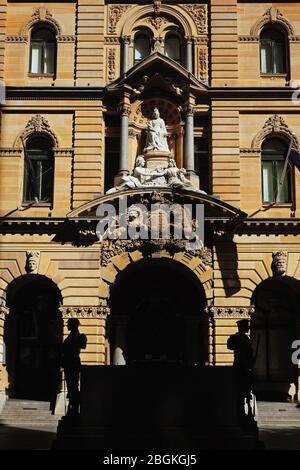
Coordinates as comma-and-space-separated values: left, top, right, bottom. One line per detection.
23, 138, 54, 203
165, 36, 181, 62
262, 161, 274, 202
275, 161, 290, 203
260, 29, 286, 74
44, 43, 55, 73
134, 36, 150, 63
30, 43, 42, 73
260, 42, 268, 74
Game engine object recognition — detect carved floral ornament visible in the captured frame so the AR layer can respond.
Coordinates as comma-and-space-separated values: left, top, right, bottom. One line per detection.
251, 115, 299, 149
20, 7, 62, 36
16, 115, 59, 148
59, 305, 109, 319
205, 306, 255, 319
108, 4, 132, 34
182, 4, 207, 35
239, 6, 300, 42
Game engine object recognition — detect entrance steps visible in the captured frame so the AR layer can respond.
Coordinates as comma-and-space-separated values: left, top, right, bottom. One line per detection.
0, 399, 62, 449
257, 401, 300, 427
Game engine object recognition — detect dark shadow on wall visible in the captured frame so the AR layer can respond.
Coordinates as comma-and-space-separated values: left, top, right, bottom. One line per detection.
214, 237, 241, 297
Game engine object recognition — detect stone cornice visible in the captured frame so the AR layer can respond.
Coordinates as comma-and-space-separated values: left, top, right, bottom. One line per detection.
0, 148, 22, 158
57, 35, 76, 43
53, 148, 74, 158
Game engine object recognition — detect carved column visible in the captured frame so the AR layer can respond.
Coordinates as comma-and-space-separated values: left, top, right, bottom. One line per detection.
112, 316, 128, 365
118, 101, 130, 177
186, 37, 193, 73
184, 104, 195, 175
122, 36, 131, 75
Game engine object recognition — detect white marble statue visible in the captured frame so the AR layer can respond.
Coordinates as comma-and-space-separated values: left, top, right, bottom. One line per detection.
164, 158, 206, 194
106, 156, 165, 194
144, 108, 170, 153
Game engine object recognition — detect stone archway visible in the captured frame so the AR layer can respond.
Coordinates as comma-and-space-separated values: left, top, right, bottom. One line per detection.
5, 275, 63, 403
251, 276, 300, 401
103, 256, 210, 367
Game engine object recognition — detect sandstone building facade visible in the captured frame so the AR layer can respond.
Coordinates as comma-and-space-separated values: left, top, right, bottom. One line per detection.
0, 0, 300, 406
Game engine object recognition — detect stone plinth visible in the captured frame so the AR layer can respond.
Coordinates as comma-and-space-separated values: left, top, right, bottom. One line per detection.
144, 150, 171, 170
54, 366, 259, 450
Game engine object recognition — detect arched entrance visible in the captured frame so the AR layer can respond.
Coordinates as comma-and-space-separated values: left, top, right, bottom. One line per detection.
251, 277, 300, 400
5, 275, 63, 403
108, 258, 207, 366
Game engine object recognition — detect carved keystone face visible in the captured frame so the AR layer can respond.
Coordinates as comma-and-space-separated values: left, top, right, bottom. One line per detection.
273, 252, 287, 275
28, 258, 38, 272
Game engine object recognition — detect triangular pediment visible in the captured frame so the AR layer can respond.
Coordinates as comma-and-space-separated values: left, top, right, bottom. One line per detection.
107, 52, 208, 94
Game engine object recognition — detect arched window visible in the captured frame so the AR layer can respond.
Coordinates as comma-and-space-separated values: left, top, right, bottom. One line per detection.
260, 28, 286, 74
261, 138, 291, 203
30, 27, 56, 74
164, 34, 181, 63
23, 136, 54, 203
134, 34, 151, 64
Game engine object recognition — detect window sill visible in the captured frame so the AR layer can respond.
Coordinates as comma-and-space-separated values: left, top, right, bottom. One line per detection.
262, 202, 293, 208
260, 73, 287, 78
28, 73, 55, 78
21, 202, 52, 208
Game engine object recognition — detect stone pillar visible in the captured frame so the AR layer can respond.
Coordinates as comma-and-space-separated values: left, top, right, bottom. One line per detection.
112, 317, 128, 365
186, 37, 193, 73
184, 105, 195, 174
185, 316, 200, 366
122, 36, 130, 74
118, 102, 130, 177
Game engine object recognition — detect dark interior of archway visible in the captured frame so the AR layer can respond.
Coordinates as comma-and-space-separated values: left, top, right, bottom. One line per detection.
5, 276, 63, 403
110, 259, 207, 366
251, 277, 300, 401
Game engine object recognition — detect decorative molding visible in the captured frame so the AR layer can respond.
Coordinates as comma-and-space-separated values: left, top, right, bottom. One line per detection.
119, 103, 131, 117
199, 48, 208, 83
238, 36, 259, 43
100, 239, 212, 268
5, 36, 28, 43
20, 7, 62, 36
146, 16, 168, 31
0, 148, 22, 157
108, 4, 132, 34
240, 148, 260, 156
105, 36, 121, 45
107, 48, 116, 82
17, 115, 59, 148
153, 0, 161, 15
59, 306, 109, 319
252, 114, 299, 148
182, 4, 207, 35
53, 148, 74, 158
194, 37, 209, 45
0, 306, 10, 321
250, 6, 295, 38
290, 36, 300, 42
206, 306, 255, 319
57, 35, 76, 43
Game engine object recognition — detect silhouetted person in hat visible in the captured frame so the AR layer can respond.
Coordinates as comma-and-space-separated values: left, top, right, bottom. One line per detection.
227, 319, 254, 425
62, 318, 87, 419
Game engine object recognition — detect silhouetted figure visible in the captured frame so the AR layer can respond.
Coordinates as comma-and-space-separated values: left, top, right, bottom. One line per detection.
62, 318, 87, 419
227, 319, 254, 425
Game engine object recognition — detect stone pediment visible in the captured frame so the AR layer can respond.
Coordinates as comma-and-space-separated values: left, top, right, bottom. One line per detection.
67, 189, 246, 221
106, 52, 208, 95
